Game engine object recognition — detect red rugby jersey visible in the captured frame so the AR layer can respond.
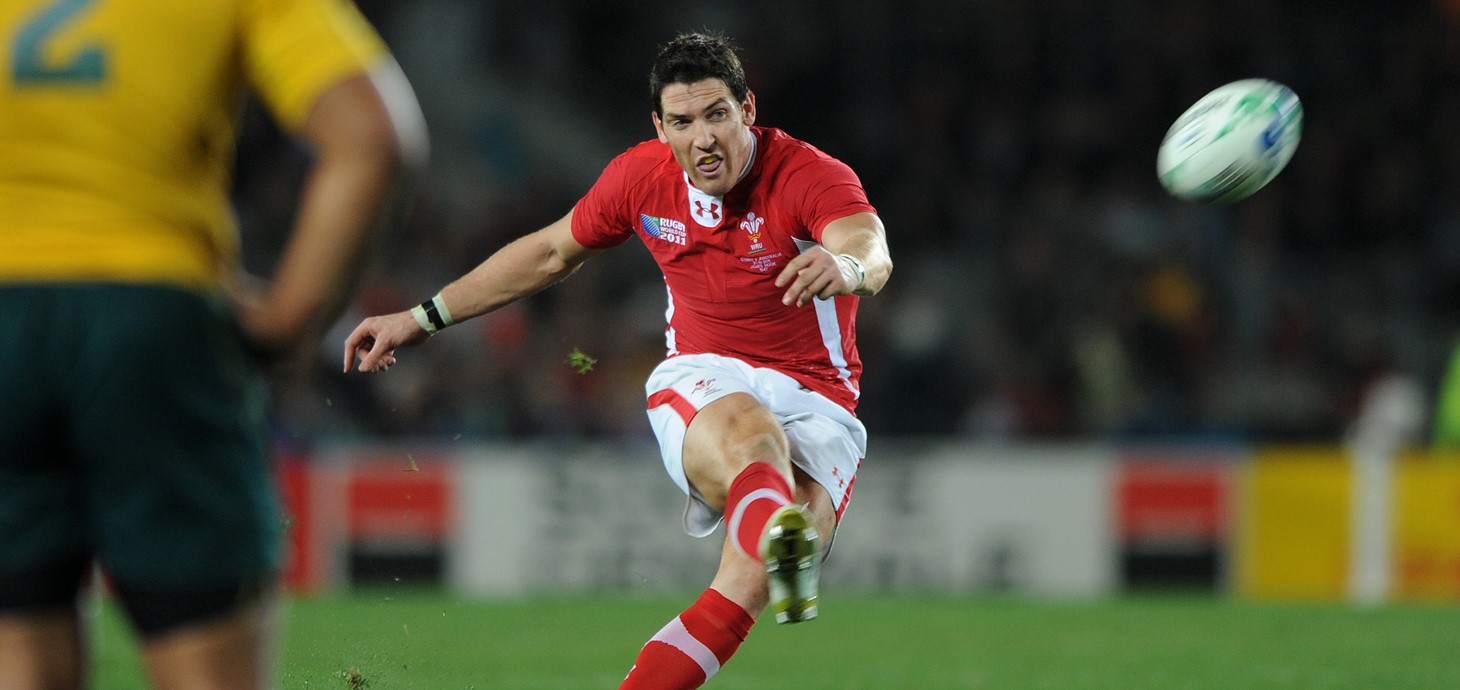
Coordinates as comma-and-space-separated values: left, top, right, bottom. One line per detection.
571, 126, 877, 412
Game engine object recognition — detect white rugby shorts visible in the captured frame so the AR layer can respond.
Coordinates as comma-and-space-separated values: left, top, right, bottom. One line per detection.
644, 352, 868, 538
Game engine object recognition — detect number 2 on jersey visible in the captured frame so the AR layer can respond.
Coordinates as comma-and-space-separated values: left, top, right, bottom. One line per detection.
11, 0, 107, 85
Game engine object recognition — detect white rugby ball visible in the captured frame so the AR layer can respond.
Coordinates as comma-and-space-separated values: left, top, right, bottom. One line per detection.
1157, 78, 1303, 204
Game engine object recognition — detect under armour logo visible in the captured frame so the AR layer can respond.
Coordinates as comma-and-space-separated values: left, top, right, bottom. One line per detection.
694, 201, 720, 221
687, 186, 724, 227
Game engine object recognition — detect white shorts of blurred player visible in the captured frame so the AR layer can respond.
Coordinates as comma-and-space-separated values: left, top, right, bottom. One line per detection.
645, 352, 868, 541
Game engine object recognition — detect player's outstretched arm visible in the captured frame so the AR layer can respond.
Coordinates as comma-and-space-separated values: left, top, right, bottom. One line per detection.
775, 212, 891, 307
344, 210, 601, 373
237, 62, 429, 360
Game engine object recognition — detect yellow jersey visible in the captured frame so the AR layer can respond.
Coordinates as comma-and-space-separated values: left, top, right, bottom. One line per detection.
0, 0, 386, 289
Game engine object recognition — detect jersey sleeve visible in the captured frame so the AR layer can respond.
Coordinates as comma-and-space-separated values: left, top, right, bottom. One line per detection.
241, 0, 388, 130
793, 156, 878, 242
571, 151, 641, 250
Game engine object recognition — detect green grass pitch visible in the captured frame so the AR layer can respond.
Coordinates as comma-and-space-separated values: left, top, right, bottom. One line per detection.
93, 590, 1459, 689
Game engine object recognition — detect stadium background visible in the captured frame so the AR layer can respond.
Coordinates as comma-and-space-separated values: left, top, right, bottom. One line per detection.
231, 0, 1460, 602
241, 0, 1460, 445
137, 0, 1460, 686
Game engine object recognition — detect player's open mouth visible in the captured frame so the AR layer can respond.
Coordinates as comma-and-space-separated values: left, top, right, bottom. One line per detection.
696, 155, 722, 174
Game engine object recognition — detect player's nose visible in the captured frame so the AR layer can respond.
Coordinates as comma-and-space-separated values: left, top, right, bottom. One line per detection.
692, 122, 715, 150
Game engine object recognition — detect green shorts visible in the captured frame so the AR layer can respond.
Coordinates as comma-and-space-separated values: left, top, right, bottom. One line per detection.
0, 284, 278, 589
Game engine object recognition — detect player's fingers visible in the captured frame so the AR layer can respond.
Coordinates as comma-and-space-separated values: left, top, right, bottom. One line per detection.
784, 266, 822, 306
359, 337, 392, 373
343, 327, 372, 372
800, 273, 837, 306
342, 334, 355, 372
353, 346, 372, 371
813, 273, 843, 301
774, 254, 811, 287
782, 268, 812, 305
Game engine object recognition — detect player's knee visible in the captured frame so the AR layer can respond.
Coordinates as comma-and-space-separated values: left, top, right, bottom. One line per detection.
703, 393, 788, 452
686, 394, 792, 493
726, 430, 789, 473
717, 400, 789, 465
0, 553, 90, 616
111, 576, 271, 639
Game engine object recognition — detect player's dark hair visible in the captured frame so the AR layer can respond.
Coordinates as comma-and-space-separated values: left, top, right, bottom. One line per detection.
649, 31, 749, 115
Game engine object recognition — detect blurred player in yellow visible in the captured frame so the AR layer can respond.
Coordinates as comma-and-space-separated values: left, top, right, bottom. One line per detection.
0, 1, 425, 688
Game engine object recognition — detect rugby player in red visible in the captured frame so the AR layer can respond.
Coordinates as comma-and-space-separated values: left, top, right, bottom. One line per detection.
345, 31, 891, 689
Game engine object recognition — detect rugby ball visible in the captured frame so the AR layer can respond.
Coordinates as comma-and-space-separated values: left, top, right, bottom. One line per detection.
1157, 79, 1303, 204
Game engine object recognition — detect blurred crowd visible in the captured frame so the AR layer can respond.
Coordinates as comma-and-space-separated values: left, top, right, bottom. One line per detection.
233, 0, 1460, 443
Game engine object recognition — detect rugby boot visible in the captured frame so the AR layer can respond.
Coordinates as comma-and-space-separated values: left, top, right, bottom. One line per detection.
762, 504, 820, 624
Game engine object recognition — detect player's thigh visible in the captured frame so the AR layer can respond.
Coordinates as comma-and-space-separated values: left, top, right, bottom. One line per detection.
0, 287, 89, 609
0, 609, 85, 690
646, 354, 791, 510
66, 285, 277, 594
140, 596, 275, 690
681, 392, 790, 508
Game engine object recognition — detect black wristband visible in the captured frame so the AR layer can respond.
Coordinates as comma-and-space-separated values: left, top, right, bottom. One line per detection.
420, 299, 447, 331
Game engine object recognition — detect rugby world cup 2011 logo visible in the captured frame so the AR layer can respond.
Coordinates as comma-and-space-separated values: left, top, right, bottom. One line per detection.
640, 213, 687, 246
740, 212, 766, 254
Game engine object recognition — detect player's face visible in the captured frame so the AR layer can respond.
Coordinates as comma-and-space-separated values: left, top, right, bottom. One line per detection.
653, 79, 757, 197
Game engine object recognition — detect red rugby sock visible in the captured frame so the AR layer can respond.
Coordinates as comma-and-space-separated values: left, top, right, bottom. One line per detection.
619, 588, 756, 689
724, 462, 794, 561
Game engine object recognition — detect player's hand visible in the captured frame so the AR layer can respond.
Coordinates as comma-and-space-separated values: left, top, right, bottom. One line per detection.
343, 311, 428, 373
231, 278, 316, 363
774, 246, 858, 307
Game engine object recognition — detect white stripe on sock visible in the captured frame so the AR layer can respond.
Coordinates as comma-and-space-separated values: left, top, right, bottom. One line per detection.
650, 616, 721, 680
726, 488, 789, 558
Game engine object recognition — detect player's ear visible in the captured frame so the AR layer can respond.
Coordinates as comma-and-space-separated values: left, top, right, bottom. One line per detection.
742, 91, 756, 126
652, 111, 669, 144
